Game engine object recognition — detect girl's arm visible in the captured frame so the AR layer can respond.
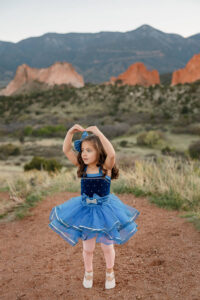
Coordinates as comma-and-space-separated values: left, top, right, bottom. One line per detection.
63, 124, 84, 166
86, 126, 116, 170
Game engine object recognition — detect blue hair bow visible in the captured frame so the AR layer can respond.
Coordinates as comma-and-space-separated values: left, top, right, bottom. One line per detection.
74, 131, 89, 152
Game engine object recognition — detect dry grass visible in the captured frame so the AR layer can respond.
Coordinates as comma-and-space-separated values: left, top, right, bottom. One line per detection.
112, 156, 200, 229
0, 156, 200, 229
0, 168, 79, 219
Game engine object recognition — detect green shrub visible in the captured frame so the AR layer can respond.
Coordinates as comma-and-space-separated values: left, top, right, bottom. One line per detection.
188, 141, 200, 159
24, 126, 33, 136
34, 125, 66, 137
23, 125, 66, 137
119, 140, 128, 147
161, 146, 174, 155
119, 140, 134, 148
163, 110, 172, 119
161, 146, 186, 158
181, 106, 189, 114
136, 130, 166, 148
157, 97, 165, 105
24, 156, 62, 172
115, 79, 123, 85
0, 143, 21, 157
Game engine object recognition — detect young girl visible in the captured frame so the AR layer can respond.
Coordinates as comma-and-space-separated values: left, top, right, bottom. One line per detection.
49, 124, 140, 289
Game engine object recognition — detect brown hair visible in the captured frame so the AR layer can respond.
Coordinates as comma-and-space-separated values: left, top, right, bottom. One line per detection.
76, 134, 119, 180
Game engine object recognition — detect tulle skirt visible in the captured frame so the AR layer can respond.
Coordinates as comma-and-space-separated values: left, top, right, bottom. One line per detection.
48, 193, 140, 246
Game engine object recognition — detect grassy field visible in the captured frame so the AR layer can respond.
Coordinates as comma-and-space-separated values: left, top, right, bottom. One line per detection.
0, 129, 200, 172
113, 131, 200, 155
0, 155, 199, 232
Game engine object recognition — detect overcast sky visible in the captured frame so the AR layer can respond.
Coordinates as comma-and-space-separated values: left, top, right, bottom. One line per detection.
0, 0, 199, 43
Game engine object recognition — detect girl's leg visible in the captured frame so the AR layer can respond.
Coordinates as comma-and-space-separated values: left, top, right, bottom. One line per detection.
82, 237, 96, 272
100, 243, 115, 272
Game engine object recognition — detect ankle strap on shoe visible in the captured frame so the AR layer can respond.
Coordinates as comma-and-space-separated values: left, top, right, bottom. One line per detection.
106, 271, 114, 277
85, 271, 93, 276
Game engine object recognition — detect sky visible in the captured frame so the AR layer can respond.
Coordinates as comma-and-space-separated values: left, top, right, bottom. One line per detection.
0, 0, 200, 43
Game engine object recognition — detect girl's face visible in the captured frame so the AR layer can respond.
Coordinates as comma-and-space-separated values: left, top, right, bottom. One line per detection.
81, 141, 98, 165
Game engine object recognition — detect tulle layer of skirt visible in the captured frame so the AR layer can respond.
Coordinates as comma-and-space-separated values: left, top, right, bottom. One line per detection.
48, 193, 140, 246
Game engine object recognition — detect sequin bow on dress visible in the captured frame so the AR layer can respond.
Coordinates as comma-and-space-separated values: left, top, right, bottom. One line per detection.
74, 131, 89, 152
81, 192, 109, 206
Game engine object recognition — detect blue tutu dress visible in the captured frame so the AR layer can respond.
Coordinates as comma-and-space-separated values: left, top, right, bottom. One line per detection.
49, 165, 140, 246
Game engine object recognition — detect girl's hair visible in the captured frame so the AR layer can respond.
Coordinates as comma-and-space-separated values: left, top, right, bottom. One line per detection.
76, 134, 119, 179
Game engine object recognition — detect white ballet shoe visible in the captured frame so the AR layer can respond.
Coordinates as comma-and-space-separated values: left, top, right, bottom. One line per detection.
105, 271, 116, 289
83, 270, 93, 288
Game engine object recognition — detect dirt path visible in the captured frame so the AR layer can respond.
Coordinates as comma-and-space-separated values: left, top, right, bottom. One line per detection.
0, 192, 200, 300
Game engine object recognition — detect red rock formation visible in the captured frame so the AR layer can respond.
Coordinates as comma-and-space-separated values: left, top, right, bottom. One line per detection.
0, 62, 84, 96
109, 62, 160, 86
172, 53, 200, 85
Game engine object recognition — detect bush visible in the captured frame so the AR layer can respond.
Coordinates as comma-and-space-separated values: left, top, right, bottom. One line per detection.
0, 143, 21, 158
119, 140, 128, 147
115, 79, 123, 85
24, 156, 62, 172
188, 141, 200, 159
119, 140, 134, 148
34, 125, 66, 137
23, 125, 66, 137
161, 146, 174, 155
181, 106, 189, 114
136, 130, 166, 148
163, 110, 172, 119
161, 146, 186, 158
24, 126, 33, 136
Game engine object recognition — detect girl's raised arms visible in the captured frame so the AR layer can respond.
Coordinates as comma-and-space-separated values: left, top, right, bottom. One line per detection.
63, 124, 85, 166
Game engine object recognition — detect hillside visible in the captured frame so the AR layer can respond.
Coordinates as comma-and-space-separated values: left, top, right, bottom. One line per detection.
0, 81, 200, 139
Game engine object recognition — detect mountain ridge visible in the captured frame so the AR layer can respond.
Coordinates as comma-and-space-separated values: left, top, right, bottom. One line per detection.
0, 24, 200, 86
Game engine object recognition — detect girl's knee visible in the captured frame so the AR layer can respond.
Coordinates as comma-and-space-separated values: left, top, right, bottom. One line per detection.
83, 249, 94, 256
100, 242, 115, 253
82, 237, 96, 253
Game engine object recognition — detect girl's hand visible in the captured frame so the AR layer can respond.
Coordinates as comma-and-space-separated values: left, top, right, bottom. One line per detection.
68, 124, 85, 134
85, 126, 101, 135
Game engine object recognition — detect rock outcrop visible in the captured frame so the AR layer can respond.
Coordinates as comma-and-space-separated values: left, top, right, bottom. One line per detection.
109, 62, 160, 86
172, 53, 200, 85
0, 62, 84, 96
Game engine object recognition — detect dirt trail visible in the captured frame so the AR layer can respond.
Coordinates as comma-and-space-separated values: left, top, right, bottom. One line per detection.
0, 192, 200, 300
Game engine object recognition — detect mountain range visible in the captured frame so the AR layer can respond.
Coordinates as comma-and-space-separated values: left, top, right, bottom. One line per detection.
0, 24, 200, 86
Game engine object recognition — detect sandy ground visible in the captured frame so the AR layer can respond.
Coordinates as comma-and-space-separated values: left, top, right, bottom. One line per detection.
0, 192, 200, 300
